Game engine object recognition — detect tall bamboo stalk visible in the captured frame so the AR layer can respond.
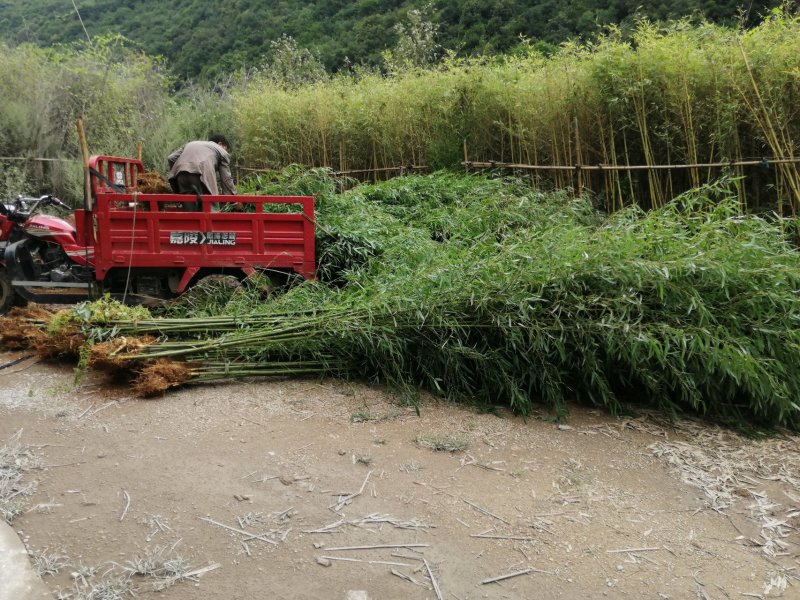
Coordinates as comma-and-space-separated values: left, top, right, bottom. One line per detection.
737, 40, 800, 215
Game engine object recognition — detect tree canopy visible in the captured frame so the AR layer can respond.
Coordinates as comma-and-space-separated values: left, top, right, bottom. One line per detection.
0, 0, 783, 79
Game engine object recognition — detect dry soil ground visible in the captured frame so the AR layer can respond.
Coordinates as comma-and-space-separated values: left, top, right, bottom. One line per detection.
1, 349, 799, 599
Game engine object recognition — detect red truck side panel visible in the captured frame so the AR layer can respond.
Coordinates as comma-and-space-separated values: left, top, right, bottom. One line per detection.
87, 156, 316, 285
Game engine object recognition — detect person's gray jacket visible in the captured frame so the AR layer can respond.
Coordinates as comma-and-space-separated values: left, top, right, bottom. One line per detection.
167, 141, 236, 195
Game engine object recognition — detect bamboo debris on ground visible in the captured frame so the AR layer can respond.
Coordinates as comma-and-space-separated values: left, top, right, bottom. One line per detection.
318, 556, 414, 567
330, 471, 373, 512
481, 566, 554, 585
463, 500, 510, 525
302, 513, 433, 534
302, 520, 345, 534
471, 534, 537, 541
423, 557, 443, 600
119, 489, 131, 521
390, 568, 427, 587
351, 513, 434, 530
646, 417, 800, 556
481, 568, 534, 585
198, 516, 279, 546
158, 562, 221, 586
0, 430, 42, 522
323, 544, 430, 551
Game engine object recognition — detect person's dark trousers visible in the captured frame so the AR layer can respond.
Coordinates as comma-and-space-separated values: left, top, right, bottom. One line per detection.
170, 172, 209, 211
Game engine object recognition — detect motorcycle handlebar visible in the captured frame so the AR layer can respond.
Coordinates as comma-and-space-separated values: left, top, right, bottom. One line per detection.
51, 197, 71, 210
17, 195, 71, 211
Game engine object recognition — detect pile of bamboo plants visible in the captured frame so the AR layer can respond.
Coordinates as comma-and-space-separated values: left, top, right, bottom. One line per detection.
28, 170, 800, 430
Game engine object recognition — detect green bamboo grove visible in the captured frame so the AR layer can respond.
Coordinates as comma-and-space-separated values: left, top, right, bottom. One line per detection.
3, 15, 799, 213
233, 12, 800, 213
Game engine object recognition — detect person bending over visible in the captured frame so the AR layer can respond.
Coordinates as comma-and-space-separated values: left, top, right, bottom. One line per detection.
167, 134, 236, 211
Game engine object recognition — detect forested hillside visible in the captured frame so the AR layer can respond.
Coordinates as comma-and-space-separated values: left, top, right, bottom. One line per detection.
0, 0, 781, 79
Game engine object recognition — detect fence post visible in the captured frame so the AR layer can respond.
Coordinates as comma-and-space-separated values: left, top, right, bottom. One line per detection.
76, 117, 92, 211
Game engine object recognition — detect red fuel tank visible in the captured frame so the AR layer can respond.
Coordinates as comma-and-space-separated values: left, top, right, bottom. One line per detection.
23, 214, 77, 245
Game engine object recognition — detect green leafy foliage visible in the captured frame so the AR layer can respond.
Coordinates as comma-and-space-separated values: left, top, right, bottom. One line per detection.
49, 296, 150, 334
233, 13, 800, 212
0, 35, 234, 201
0, 0, 780, 79
81, 172, 800, 429
2, 10, 799, 213
0, 36, 174, 199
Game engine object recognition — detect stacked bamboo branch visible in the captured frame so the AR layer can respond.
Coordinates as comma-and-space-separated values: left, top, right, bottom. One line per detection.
7, 172, 796, 429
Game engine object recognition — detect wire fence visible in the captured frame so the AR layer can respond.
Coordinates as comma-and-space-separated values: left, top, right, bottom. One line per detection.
463, 156, 800, 211
7, 152, 799, 211
0, 156, 80, 162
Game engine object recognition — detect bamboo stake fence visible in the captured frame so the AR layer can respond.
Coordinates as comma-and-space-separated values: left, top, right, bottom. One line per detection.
332, 165, 429, 177
463, 157, 800, 172
236, 164, 429, 177
0, 156, 80, 162
6, 151, 797, 212
464, 156, 800, 209
234, 153, 797, 209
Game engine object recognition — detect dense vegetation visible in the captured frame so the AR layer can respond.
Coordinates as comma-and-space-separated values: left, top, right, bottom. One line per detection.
2, 12, 799, 213
1, 4, 798, 429
0, 35, 233, 200
233, 13, 800, 213
0, 0, 781, 79
26, 171, 800, 430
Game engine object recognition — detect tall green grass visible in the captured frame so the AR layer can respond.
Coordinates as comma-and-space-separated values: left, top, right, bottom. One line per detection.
0, 36, 234, 200
3, 14, 798, 212
234, 11, 800, 213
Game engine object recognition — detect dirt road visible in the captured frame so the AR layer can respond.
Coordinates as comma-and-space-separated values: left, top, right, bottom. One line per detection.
1, 351, 797, 599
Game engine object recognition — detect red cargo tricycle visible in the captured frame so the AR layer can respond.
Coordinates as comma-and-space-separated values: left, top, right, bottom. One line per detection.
0, 156, 315, 313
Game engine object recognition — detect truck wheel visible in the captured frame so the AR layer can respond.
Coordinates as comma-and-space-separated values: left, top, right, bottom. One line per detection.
175, 274, 242, 311
192, 274, 242, 300
0, 267, 16, 315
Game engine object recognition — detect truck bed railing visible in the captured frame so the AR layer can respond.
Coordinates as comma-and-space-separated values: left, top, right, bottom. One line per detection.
84, 156, 316, 285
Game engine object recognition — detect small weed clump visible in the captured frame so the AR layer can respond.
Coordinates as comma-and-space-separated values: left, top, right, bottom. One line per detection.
32, 551, 68, 577
416, 435, 469, 453
0, 431, 41, 522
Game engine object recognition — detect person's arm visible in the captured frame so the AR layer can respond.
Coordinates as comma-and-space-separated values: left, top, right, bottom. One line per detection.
167, 145, 185, 169
217, 153, 237, 196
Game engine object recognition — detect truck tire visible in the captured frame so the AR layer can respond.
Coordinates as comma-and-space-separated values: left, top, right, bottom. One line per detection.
0, 266, 15, 315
